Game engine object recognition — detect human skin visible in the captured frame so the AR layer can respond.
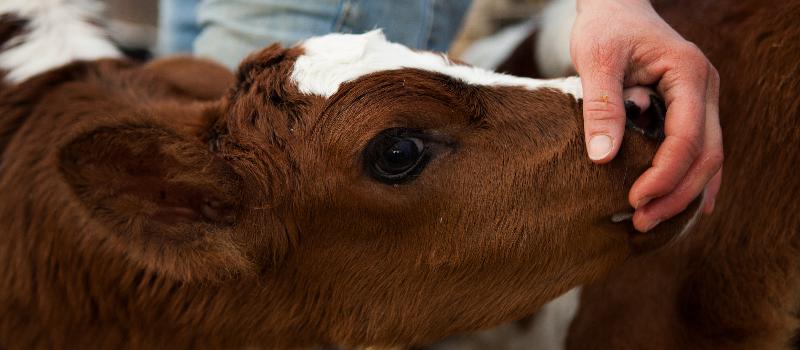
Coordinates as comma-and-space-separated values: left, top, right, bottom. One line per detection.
571, 0, 723, 232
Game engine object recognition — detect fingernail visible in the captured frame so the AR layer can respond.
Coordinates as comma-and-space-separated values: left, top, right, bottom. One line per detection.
635, 196, 652, 209
588, 134, 613, 161
642, 219, 662, 232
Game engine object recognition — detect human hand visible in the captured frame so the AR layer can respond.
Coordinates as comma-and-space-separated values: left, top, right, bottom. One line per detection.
571, 0, 723, 232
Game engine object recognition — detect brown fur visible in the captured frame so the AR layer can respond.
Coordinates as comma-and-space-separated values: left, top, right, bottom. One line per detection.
499, 0, 800, 348
0, 21, 698, 350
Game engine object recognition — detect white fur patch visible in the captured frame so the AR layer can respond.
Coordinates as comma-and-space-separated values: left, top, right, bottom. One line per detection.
536, 0, 576, 78
291, 30, 582, 99
0, 0, 121, 83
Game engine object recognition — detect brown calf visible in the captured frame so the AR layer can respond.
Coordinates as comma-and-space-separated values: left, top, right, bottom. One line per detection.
0, 1, 698, 348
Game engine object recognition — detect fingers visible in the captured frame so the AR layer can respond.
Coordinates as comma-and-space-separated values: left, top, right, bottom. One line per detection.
631, 62, 723, 231
632, 150, 722, 231
576, 44, 629, 164
628, 56, 707, 203
569, 2, 724, 232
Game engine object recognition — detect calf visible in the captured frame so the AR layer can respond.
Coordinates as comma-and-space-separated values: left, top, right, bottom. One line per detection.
496, 0, 800, 348
0, 0, 699, 348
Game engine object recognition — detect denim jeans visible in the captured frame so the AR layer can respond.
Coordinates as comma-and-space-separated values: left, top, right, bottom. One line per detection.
158, 0, 202, 54
159, 0, 473, 70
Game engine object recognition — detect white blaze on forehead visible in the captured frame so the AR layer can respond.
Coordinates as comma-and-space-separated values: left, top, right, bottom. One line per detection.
291, 30, 582, 99
0, 0, 121, 83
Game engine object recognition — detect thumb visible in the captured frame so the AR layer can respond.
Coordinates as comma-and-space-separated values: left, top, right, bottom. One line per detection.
576, 54, 627, 163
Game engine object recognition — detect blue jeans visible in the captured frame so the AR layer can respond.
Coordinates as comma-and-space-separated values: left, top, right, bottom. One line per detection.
158, 0, 472, 70
158, 0, 202, 54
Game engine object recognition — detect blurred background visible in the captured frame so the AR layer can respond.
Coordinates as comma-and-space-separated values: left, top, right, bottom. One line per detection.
101, 0, 548, 60
103, 0, 158, 58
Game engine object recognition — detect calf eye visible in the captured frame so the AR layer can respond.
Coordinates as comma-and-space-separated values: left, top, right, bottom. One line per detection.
364, 128, 430, 184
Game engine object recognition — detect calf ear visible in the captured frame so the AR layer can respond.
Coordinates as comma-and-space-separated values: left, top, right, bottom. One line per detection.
59, 123, 252, 282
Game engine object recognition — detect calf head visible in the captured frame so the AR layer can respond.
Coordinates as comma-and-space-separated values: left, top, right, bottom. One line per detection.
8, 32, 699, 347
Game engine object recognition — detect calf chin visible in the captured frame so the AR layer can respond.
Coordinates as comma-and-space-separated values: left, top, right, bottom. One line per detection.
628, 197, 702, 254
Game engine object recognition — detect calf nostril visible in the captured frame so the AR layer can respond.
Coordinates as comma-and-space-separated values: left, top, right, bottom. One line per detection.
625, 95, 667, 140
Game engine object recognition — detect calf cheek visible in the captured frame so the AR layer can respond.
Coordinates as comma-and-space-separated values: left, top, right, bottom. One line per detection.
490, 142, 632, 282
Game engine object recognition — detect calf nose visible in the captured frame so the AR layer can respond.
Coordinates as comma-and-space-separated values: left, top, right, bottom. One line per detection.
624, 87, 667, 140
